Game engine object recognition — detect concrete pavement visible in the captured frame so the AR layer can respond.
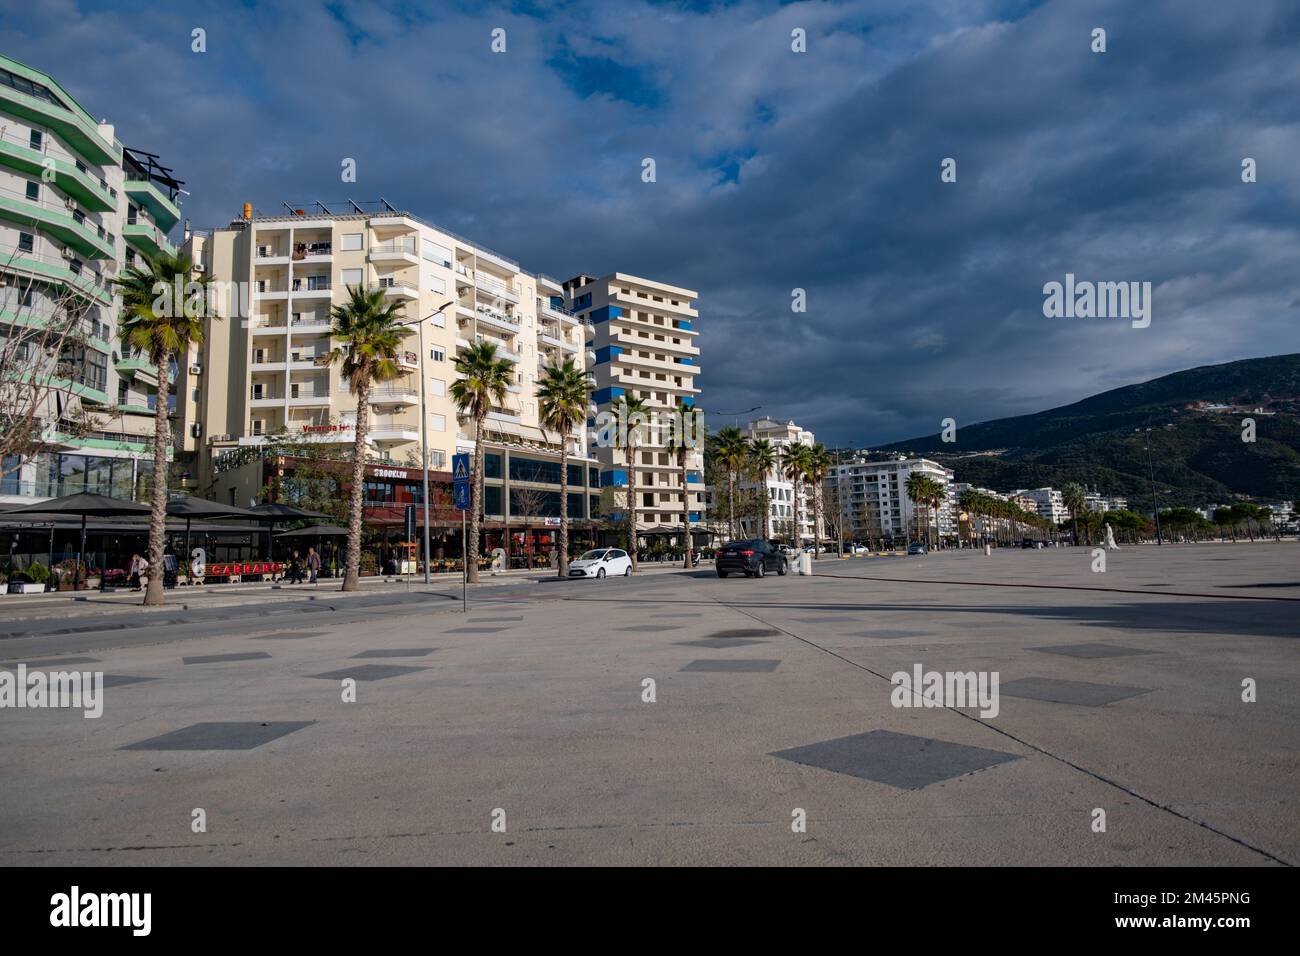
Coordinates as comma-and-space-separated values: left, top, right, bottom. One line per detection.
0, 543, 1295, 865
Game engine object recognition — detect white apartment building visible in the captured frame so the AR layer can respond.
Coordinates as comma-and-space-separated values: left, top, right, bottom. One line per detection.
736, 417, 819, 544
1085, 493, 1128, 513
564, 272, 703, 538
186, 201, 593, 498
1014, 487, 1070, 525
827, 457, 955, 544
0, 53, 191, 504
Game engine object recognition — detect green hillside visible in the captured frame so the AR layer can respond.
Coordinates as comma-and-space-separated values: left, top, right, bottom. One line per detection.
876, 354, 1300, 506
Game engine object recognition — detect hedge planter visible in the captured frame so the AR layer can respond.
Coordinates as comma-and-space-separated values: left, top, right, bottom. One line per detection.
8, 582, 47, 594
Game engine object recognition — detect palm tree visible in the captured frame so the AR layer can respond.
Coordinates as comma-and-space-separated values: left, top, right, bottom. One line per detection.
958, 488, 982, 547
806, 443, 833, 558
114, 253, 215, 606
714, 426, 748, 542
782, 442, 812, 549
747, 438, 777, 541
1062, 482, 1086, 546
926, 477, 946, 549
904, 472, 930, 546
612, 394, 648, 569
323, 285, 412, 591
537, 360, 590, 577
668, 402, 705, 568
450, 341, 513, 584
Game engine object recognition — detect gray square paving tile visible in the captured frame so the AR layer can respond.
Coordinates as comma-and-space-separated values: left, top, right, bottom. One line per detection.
100, 675, 159, 689
120, 721, 315, 751
183, 651, 273, 665
1, 656, 101, 668
678, 638, 769, 648
250, 632, 312, 640
445, 626, 506, 634
1028, 643, 1156, 659
308, 664, 428, 682
770, 729, 1020, 790
617, 625, 682, 632
680, 659, 781, 673
350, 648, 436, 659
707, 628, 780, 638
468, 616, 522, 623
844, 629, 927, 639
999, 677, 1152, 707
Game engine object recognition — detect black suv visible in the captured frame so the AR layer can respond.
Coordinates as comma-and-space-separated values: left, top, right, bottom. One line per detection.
716, 539, 789, 578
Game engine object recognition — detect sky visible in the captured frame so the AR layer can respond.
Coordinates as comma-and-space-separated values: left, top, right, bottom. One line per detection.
4, 0, 1299, 446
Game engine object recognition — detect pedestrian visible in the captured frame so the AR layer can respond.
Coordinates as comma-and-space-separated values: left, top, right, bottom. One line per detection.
288, 550, 304, 584
306, 546, 320, 584
128, 552, 148, 591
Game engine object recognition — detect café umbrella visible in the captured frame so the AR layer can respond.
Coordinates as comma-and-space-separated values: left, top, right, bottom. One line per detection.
165, 497, 262, 574
0, 493, 150, 589
247, 503, 331, 561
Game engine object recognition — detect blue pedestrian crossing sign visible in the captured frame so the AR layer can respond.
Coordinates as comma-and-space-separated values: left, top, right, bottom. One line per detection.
453, 453, 471, 511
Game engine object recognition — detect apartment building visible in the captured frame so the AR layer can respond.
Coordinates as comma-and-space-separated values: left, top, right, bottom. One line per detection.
0, 53, 189, 504
563, 272, 703, 540
735, 417, 820, 544
827, 456, 955, 544
1013, 487, 1070, 525
185, 201, 598, 536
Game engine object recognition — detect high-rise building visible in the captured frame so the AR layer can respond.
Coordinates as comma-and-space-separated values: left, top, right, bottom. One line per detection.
563, 272, 703, 542
0, 53, 188, 503
184, 201, 601, 545
1013, 487, 1070, 525
826, 456, 955, 545
736, 417, 819, 544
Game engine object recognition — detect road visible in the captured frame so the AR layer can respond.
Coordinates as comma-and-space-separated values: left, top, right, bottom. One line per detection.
1, 543, 1296, 865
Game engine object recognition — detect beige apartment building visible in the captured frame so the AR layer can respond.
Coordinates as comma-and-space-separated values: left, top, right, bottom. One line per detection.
183, 201, 592, 509
563, 272, 703, 541
735, 417, 821, 544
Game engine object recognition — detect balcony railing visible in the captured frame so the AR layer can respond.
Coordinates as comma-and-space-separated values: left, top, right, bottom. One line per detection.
372, 238, 416, 255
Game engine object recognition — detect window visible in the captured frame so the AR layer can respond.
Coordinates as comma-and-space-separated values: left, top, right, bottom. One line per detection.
18, 232, 34, 253
340, 233, 363, 251
430, 312, 445, 328
25, 180, 39, 201
429, 414, 445, 431
428, 377, 445, 397
428, 275, 446, 295
29, 129, 42, 150
340, 268, 363, 286
430, 347, 445, 362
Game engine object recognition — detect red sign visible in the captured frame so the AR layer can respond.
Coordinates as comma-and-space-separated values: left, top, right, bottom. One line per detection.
209, 562, 284, 576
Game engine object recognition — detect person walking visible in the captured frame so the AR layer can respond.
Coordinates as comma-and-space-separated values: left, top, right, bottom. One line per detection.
128, 553, 148, 591
306, 546, 320, 584
288, 549, 304, 585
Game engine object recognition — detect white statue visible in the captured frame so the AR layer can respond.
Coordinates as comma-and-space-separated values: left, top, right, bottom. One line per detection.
1104, 523, 1119, 551
489, 547, 506, 572
190, 547, 206, 584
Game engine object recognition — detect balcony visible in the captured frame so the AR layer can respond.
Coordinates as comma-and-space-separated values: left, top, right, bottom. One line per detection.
395, 350, 420, 371
114, 356, 158, 386
0, 242, 114, 306
287, 392, 331, 407
249, 392, 284, 407
538, 331, 575, 352
368, 416, 420, 443
377, 277, 418, 300
0, 184, 115, 259
368, 238, 418, 266
123, 221, 175, 259
0, 67, 121, 166
474, 274, 519, 304
292, 240, 333, 262
0, 130, 116, 213
475, 307, 520, 334
290, 279, 332, 298
369, 386, 420, 407
123, 179, 180, 231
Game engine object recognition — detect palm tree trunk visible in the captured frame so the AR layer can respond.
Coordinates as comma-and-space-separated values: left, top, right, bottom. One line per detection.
792, 479, 802, 551
680, 450, 692, 569
626, 443, 637, 570
727, 470, 736, 542
143, 354, 171, 606
342, 381, 370, 591
760, 474, 769, 541
812, 485, 821, 559
468, 414, 484, 583
557, 431, 569, 577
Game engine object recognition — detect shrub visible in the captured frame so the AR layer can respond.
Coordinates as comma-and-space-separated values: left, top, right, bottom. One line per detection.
27, 562, 51, 585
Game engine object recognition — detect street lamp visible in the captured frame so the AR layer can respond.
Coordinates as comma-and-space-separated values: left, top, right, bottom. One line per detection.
402, 300, 454, 583
1137, 425, 1171, 546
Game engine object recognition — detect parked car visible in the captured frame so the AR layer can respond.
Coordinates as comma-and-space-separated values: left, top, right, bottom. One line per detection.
717, 539, 789, 578
906, 542, 928, 556
850, 544, 870, 554
777, 544, 800, 558
567, 548, 633, 578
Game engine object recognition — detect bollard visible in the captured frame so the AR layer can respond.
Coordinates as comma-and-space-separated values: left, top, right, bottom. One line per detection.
984, 544, 992, 556
799, 552, 813, 575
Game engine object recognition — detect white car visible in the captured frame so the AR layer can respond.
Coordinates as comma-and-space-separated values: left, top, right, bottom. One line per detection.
568, 548, 633, 578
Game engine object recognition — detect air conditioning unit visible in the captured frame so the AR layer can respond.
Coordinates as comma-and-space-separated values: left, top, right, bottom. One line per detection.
189, 364, 202, 375
64, 197, 77, 211
60, 247, 75, 260
190, 422, 202, 438
193, 261, 205, 272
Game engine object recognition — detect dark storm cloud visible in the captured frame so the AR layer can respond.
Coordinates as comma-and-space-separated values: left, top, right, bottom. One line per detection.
6, 0, 1298, 444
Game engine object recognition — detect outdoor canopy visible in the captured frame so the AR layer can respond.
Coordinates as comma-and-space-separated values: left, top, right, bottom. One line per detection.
166, 497, 263, 568
0, 492, 151, 588
248, 503, 331, 560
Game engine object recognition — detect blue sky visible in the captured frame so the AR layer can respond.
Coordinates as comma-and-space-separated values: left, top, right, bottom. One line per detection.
5, 0, 1300, 445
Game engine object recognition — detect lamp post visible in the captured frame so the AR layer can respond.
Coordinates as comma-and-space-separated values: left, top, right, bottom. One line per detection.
403, 300, 454, 583
1137, 425, 1170, 546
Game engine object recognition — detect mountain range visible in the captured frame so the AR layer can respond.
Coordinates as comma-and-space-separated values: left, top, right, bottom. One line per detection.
874, 354, 1300, 506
